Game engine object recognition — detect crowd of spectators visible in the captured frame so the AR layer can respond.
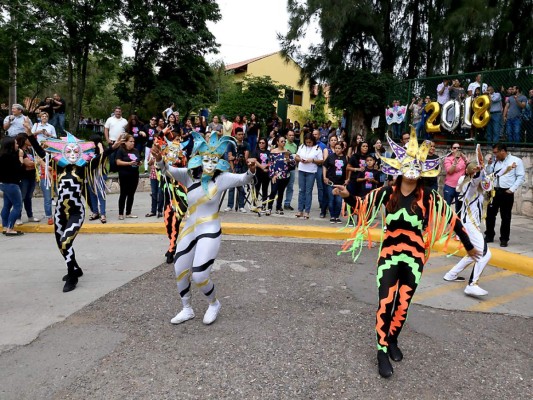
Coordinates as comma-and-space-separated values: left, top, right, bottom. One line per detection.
404, 77, 533, 144
0, 99, 527, 240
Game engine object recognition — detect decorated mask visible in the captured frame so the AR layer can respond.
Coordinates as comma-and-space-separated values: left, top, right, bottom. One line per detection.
379, 126, 442, 179
162, 137, 189, 167
42, 132, 95, 167
187, 132, 234, 195
202, 155, 219, 175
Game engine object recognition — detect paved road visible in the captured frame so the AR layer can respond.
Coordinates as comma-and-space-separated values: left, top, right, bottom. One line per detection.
1, 237, 532, 399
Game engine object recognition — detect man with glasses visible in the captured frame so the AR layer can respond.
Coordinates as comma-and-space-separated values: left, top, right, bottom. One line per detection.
485, 143, 525, 247
3, 104, 30, 137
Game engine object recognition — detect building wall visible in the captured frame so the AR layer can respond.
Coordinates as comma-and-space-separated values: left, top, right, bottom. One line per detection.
231, 53, 335, 124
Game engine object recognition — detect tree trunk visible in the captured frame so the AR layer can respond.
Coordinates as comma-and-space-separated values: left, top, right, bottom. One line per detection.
407, 0, 421, 79
74, 44, 90, 132
67, 52, 74, 134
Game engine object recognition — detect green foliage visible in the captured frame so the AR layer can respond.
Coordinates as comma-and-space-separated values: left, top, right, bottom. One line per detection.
312, 85, 327, 124
210, 76, 283, 124
118, 0, 221, 114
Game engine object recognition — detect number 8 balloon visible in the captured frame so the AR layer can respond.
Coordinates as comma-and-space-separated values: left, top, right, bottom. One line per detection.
472, 94, 491, 128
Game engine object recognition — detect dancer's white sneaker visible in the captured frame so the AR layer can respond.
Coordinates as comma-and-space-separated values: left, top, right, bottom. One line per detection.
170, 306, 195, 324
464, 284, 488, 296
203, 300, 221, 325
443, 272, 465, 282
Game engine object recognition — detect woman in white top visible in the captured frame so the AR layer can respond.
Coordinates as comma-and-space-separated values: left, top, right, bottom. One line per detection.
295, 133, 324, 219
31, 112, 57, 143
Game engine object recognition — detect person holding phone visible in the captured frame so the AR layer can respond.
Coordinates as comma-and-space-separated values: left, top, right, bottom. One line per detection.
31, 112, 56, 143
323, 142, 348, 223
115, 133, 140, 220
443, 142, 468, 213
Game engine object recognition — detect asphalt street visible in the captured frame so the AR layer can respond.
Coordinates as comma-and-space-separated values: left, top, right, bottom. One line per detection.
1, 238, 532, 399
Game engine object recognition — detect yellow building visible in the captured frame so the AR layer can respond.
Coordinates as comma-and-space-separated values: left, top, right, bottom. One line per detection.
225, 51, 335, 124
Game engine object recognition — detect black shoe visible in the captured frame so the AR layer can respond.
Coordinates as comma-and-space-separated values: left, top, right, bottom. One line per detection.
377, 350, 393, 378
157, 212, 163, 218
388, 343, 403, 362
62, 267, 83, 281
63, 276, 78, 292
284, 205, 294, 211
330, 217, 335, 224
166, 252, 174, 264
500, 240, 508, 247
485, 236, 494, 243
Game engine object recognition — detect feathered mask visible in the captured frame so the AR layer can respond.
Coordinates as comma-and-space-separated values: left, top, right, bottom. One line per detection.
379, 127, 442, 179
41, 132, 95, 167
161, 137, 190, 167
187, 132, 235, 195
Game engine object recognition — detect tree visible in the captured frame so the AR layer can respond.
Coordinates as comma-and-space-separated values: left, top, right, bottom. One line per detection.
118, 0, 221, 114
210, 76, 284, 124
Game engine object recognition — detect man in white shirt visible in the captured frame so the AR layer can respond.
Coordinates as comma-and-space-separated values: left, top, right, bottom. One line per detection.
484, 143, 525, 247
31, 112, 57, 143
436, 78, 450, 105
104, 106, 128, 143
467, 74, 487, 96
3, 104, 30, 137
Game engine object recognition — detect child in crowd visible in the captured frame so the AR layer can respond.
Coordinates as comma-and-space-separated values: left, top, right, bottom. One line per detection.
323, 143, 349, 223
357, 155, 380, 197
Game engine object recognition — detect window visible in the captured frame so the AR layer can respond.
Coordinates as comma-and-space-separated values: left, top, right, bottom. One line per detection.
310, 104, 316, 112
286, 90, 303, 106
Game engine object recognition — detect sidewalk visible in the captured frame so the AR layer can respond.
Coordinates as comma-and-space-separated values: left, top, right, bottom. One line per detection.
17, 188, 533, 276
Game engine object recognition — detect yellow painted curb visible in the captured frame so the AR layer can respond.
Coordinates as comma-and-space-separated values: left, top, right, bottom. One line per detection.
17, 223, 533, 277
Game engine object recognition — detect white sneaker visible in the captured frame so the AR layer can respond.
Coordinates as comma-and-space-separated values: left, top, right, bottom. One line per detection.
239, 208, 247, 213
170, 306, 195, 324
15, 219, 23, 226
443, 272, 465, 282
52, 199, 57, 206
464, 284, 488, 296
223, 207, 232, 212
27, 217, 40, 222
203, 300, 221, 325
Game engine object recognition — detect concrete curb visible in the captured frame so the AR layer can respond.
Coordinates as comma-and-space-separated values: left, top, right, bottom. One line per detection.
17, 223, 533, 278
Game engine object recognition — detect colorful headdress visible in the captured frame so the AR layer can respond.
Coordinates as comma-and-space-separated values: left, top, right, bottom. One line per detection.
41, 132, 95, 167
162, 137, 190, 167
187, 132, 235, 194
379, 127, 442, 179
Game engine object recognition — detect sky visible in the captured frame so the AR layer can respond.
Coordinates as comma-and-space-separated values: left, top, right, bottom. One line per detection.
206, 0, 320, 65
122, 0, 320, 65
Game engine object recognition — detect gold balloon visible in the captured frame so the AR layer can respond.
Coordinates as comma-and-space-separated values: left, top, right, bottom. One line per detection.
424, 101, 441, 133
472, 94, 491, 128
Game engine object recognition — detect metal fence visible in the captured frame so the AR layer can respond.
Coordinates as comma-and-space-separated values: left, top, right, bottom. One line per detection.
386, 67, 533, 147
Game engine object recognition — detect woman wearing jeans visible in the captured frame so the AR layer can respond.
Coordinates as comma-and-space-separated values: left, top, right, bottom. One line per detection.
0, 136, 25, 235
267, 136, 295, 215
295, 133, 323, 219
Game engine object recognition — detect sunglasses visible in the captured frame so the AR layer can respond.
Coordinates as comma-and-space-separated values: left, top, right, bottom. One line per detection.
452, 146, 461, 149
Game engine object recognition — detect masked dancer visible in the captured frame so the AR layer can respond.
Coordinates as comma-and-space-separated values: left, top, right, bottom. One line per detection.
152, 133, 256, 325
334, 128, 479, 378
26, 125, 120, 292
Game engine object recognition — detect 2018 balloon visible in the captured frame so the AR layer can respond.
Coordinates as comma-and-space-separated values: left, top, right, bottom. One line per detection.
472, 95, 491, 128
440, 100, 461, 132
461, 97, 473, 129
424, 101, 441, 133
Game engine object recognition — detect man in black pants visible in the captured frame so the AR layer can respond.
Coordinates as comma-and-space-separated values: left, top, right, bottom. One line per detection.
485, 143, 525, 247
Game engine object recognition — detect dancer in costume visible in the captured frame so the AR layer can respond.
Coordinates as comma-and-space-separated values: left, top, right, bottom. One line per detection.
333, 128, 479, 378
444, 145, 516, 295
157, 134, 192, 264
26, 124, 120, 292
152, 133, 256, 325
